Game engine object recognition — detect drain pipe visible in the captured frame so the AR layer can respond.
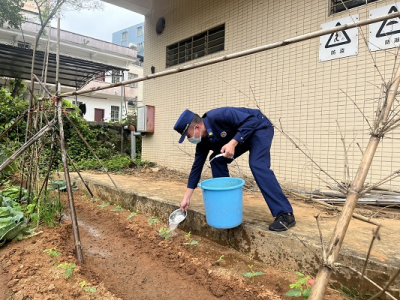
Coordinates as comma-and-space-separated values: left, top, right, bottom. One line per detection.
130, 131, 142, 159
124, 125, 141, 159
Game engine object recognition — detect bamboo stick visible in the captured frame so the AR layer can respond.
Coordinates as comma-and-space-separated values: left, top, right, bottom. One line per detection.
57, 98, 83, 263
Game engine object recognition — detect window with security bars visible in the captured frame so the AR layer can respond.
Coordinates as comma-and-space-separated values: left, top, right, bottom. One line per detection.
111, 106, 120, 122
112, 70, 123, 83
330, 0, 378, 14
166, 24, 225, 67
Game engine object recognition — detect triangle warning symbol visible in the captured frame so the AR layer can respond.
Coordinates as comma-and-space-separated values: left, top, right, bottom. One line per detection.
376, 6, 400, 38
325, 22, 351, 48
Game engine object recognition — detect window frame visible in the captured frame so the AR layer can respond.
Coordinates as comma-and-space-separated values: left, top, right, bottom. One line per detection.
110, 105, 120, 122
137, 26, 143, 37
121, 31, 128, 42
330, 0, 378, 15
166, 24, 225, 67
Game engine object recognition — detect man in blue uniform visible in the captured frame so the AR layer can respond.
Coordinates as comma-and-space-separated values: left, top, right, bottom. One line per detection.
173, 107, 295, 231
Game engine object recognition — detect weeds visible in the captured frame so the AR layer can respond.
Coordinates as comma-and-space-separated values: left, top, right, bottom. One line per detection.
242, 264, 264, 284
285, 272, 314, 299
339, 286, 371, 300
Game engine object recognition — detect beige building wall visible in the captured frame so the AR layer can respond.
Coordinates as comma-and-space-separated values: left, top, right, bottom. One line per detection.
142, 0, 400, 192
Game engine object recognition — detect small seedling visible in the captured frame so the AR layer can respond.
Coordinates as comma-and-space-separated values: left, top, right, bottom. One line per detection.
84, 286, 97, 293
80, 281, 97, 297
98, 202, 110, 208
43, 247, 61, 259
148, 216, 160, 225
126, 210, 139, 220
183, 240, 199, 247
90, 198, 100, 202
57, 262, 76, 279
216, 255, 225, 264
183, 232, 199, 253
285, 272, 314, 299
158, 227, 172, 240
242, 264, 264, 284
111, 205, 123, 212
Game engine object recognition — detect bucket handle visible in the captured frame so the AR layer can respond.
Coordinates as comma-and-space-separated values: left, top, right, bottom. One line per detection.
199, 154, 243, 188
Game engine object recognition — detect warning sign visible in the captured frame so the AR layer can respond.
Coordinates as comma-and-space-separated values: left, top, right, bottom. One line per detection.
369, 3, 400, 51
319, 15, 359, 62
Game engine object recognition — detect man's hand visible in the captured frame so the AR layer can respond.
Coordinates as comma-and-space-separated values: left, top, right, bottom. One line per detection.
180, 197, 190, 211
180, 188, 195, 211
221, 139, 238, 159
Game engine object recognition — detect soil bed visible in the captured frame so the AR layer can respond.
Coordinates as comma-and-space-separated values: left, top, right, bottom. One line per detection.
0, 186, 345, 300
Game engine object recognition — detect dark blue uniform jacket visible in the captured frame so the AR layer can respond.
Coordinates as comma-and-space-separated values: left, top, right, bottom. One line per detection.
187, 107, 272, 189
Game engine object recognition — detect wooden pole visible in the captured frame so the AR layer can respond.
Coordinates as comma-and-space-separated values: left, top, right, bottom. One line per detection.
56, 98, 84, 263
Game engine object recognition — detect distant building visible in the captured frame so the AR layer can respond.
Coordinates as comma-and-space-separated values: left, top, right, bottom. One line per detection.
0, 16, 140, 123
112, 23, 144, 112
112, 23, 144, 61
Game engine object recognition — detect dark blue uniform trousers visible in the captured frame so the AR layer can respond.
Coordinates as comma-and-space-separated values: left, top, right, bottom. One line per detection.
209, 126, 293, 217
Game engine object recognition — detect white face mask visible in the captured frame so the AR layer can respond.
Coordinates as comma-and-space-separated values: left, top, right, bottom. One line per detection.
188, 127, 202, 144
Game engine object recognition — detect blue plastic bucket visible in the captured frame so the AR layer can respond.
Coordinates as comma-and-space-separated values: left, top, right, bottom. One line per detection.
199, 177, 245, 229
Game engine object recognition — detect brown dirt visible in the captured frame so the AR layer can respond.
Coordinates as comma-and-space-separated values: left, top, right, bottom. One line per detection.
0, 187, 345, 300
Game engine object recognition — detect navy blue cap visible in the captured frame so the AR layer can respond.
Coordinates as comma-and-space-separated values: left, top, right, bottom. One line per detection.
173, 109, 195, 143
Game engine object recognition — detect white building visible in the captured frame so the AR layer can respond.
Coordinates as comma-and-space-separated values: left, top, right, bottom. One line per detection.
0, 15, 140, 122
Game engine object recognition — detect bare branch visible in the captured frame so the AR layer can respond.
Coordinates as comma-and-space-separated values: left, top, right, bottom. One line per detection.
367, 268, 400, 300
275, 119, 347, 192
360, 226, 381, 287
336, 120, 351, 187
340, 89, 373, 132
360, 169, 400, 196
356, 142, 364, 156
336, 264, 397, 300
